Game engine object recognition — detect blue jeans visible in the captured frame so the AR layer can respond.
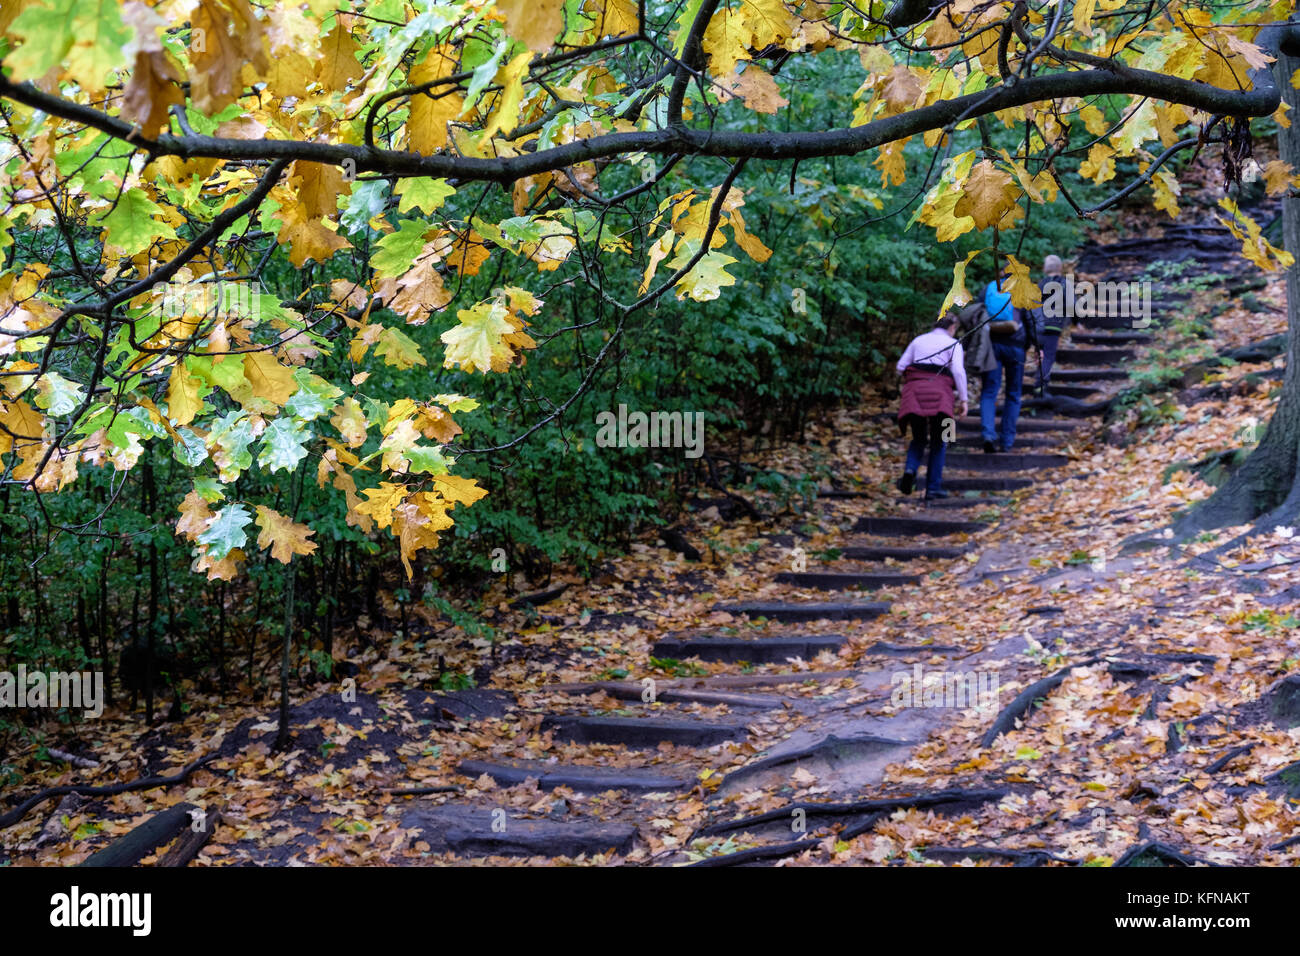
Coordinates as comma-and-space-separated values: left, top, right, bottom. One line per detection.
981, 341, 1025, 450
903, 414, 948, 494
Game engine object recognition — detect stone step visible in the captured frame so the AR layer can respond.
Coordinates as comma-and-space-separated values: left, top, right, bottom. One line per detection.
854, 516, 987, 536
772, 571, 921, 590
401, 805, 637, 858
944, 452, 1069, 472
653, 634, 848, 663
1050, 367, 1129, 381
1071, 331, 1153, 345
458, 758, 692, 793
714, 601, 891, 622
1054, 347, 1136, 365
839, 544, 971, 561
541, 714, 748, 748
945, 475, 1035, 491
957, 416, 1079, 433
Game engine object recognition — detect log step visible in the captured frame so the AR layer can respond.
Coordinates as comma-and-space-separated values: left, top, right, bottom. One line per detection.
1054, 346, 1135, 365
541, 714, 748, 748
945, 476, 1035, 491
944, 452, 1069, 472
457, 758, 692, 793
907, 496, 1011, 509
552, 682, 785, 709
1036, 384, 1101, 399
773, 571, 921, 589
1073, 314, 1155, 330
854, 516, 987, 536
1071, 331, 1153, 345
401, 805, 637, 858
957, 416, 1080, 432
955, 434, 1059, 449
653, 634, 848, 663
838, 544, 971, 561
714, 601, 891, 622
1050, 367, 1129, 381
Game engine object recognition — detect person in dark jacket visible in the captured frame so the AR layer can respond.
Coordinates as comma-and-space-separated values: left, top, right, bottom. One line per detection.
895, 313, 968, 501
980, 275, 1030, 453
1035, 254, 1069, 390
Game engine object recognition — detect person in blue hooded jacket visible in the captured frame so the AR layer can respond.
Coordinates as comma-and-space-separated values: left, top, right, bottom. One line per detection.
980, 276, 1030, 453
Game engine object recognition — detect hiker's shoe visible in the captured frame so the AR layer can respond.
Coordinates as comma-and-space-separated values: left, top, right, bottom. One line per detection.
925, 489, 951, 501
983, 440, 997, 454
897, 472, 916, 495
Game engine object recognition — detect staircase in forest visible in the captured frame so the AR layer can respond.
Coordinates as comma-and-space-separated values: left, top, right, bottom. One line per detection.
385, 229, 1260, 865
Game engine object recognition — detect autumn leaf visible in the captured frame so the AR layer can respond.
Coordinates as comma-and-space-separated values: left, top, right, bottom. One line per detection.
242, 352, 299, 406
254, 505, 318, 563
953, 161, 1020, 232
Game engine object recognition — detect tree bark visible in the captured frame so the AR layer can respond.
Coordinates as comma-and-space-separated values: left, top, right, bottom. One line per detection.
1175, 29, 1300, 536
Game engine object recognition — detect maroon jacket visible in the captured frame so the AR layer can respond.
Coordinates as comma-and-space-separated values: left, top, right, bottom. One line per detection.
897, 366, 956, 428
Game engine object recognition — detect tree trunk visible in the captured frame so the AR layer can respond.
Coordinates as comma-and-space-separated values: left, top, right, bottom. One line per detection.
1176, 36, 1300, 535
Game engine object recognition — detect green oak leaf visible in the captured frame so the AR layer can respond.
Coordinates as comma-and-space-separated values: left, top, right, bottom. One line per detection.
197, 503, 253, 561
258, 417, 312, 473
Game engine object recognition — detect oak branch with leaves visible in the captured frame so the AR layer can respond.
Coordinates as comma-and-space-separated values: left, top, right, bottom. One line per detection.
0, 0, 1296, 579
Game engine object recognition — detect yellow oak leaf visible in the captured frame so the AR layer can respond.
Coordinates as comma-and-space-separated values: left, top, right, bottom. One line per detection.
356, 482, 408, 531
496, 0, 563, 52
242, 351, 298, 406
254, 505, 318, 563
953, 160, 1020, 231
166, 360, 203, 426
430, 473, 488, 508
331, 397, 368, 448
175, 491, 214, 542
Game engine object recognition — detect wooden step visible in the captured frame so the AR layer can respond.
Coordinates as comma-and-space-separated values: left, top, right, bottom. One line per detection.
943, 452, 1069, 472
1071, 331, 1153, 345
839, 544, 971, 561
957, 416, 1080, 432
945, 476, 1035, 491
458, 758, 692, 793
1054, 346, 1135, 365
541, 714, 748, 747
773, 571, 920, 589
714, 601, 890, 622
907, 496, 1010, 509
1073, 314, 1155, 330
854, 516, 987, 536
955, 434, 1060, 449
1050, 367, 1129, 381
552, 681, 785, 709
1036, 383, 1101, 399
653, 634, 848, 663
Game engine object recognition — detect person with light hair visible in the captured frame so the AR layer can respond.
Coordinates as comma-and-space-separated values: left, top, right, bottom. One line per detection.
894, 312, 969, 501
1035, 254, 1070, 390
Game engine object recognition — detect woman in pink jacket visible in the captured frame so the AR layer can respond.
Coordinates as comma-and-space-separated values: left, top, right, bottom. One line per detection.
895, 313, 969, 501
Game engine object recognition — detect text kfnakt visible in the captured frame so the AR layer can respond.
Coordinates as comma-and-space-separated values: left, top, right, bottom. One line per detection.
595, 405, 705, 459
0, 666, 104, 718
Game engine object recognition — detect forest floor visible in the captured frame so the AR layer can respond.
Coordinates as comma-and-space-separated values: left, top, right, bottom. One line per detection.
3, 177, 1300, 867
